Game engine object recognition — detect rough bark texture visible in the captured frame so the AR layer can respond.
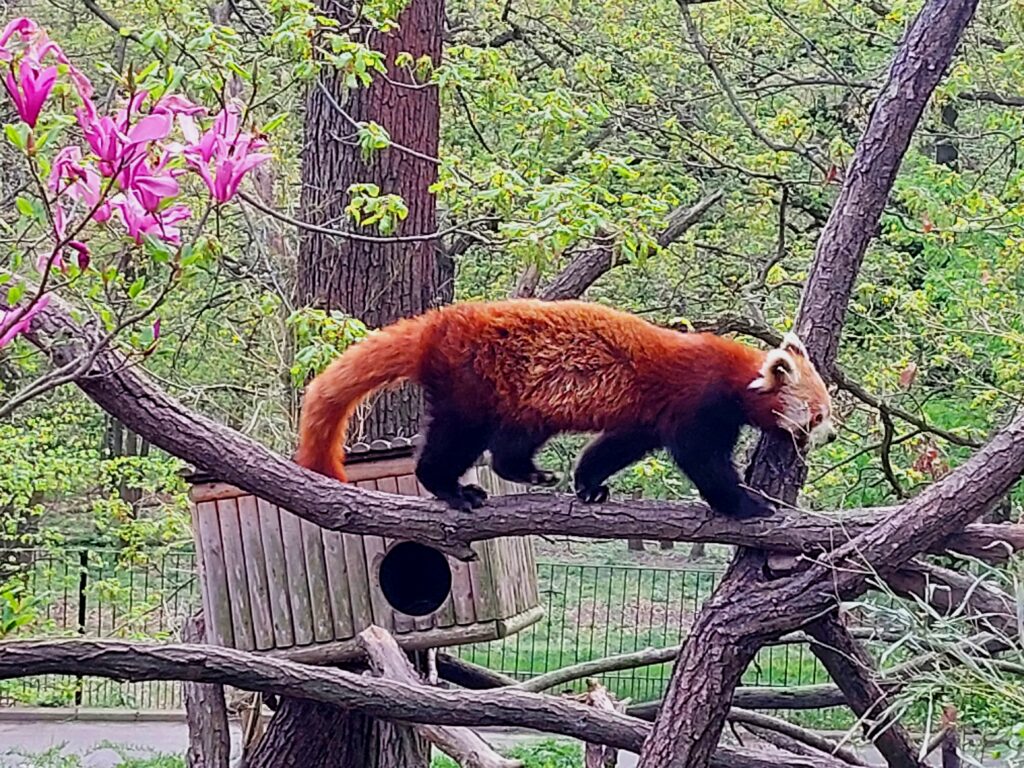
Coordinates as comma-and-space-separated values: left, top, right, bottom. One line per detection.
182, 614, 230, 768
805, 613, 919, 768
247, 698, 374, 767
638, 0, 980, 765
0, 637, 867, 768
297, 0, 451, 441
358, 627, 520, 768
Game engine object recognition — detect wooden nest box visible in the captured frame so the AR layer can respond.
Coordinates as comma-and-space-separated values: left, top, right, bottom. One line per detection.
187, 438, 542, 663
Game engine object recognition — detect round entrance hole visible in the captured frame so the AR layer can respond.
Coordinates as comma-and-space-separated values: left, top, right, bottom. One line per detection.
378, 541, 452, 617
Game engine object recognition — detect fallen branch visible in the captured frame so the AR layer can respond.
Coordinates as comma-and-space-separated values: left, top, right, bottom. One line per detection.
358, 626, 520, 768
581, 680, 626, 768
727, 708, 865, 766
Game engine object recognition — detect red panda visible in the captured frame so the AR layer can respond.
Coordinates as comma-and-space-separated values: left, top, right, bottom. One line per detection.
294, 299, 834, 518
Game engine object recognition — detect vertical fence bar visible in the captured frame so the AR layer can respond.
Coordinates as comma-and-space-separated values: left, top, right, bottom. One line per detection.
74, 550, 87, 707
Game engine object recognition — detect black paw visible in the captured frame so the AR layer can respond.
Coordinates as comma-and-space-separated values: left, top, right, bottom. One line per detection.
727, 493, 776, 520
460, 483, 488, 508
436, 484, 488, 511
575, 484, 609, 504
528, 470, 560, 487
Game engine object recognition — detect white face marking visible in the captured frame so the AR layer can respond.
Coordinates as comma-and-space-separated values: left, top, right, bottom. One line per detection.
807, 414, 835, 447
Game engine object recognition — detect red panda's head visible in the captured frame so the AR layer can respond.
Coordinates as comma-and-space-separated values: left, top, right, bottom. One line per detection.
747, 333, 835, 450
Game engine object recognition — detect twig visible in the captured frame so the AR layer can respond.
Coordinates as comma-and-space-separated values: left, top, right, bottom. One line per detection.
238, 191, 495, 244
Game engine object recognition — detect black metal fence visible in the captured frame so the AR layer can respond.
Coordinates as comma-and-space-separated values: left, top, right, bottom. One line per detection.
0, 548, 836, 717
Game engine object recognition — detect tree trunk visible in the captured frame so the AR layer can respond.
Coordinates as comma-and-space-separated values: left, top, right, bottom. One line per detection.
296, 0, 450, 441
258, 0, 448, 761
247, 698, 429, 768
182, 614, 230, 768
637, 0, 979, 764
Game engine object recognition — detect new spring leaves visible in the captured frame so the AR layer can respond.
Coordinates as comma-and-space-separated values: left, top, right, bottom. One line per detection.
0, 17, 272, 348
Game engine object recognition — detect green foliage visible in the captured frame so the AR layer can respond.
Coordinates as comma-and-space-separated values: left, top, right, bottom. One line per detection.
345, 182, 408, 232
0, 579, 41, 638
287, 307, 369, 386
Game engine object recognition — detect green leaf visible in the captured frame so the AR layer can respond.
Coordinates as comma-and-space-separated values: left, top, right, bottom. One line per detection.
128, 277, 146, 300
6, 284, 25, 304
3, 123, 29, 151
14, 198, 34, 218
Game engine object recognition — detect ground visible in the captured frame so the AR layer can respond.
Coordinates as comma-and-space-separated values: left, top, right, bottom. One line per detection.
0, 717, 1004, 767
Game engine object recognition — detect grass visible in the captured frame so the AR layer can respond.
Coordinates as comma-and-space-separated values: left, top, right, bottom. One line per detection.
432, 739, 581, 767
1, 745, 183, 768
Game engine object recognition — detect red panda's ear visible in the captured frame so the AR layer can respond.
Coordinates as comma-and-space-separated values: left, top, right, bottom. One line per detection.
748, 349, 800, 392
780, 332, 807, 358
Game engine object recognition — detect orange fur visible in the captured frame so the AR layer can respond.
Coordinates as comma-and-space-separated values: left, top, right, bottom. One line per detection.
295, 300, 832, 484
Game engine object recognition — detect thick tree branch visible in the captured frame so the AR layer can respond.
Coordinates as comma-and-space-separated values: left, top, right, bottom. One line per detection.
16, 289, 1024, 566
805, 614, 919, 768
0, 638, 836, 768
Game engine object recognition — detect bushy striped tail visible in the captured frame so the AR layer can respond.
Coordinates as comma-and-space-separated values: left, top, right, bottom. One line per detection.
294, 316, 425, 481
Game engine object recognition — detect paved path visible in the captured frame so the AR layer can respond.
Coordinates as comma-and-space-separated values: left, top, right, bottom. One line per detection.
0, 717, 1005, 767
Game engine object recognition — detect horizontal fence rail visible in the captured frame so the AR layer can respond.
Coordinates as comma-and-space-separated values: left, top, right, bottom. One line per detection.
0, 547, 847, 727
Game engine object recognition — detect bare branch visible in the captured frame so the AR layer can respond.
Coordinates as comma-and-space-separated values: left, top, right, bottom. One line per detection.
728, 708, 865, 766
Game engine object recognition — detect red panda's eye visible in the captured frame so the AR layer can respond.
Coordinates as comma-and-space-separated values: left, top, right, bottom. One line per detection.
812, 414, 823, 426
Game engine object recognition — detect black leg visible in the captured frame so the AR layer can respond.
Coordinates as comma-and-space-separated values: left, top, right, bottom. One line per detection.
573, 429, 659, 503
415, 410, 491, 511
489, 427, 557, 486
668, 434, 774, 519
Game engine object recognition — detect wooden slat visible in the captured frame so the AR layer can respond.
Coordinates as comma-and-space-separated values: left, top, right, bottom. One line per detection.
236, 495, 275, 650
495, 537, 518, 619
256, 499, 295, 648
376, 477, 414, 634
468, 539, 498, 622
300, 518, 335, 642
190, 482, 246, 503
523, 536, 540, 609
343, 533, 374, 631
356, 479, 394, 632
216, 498, 255, 650
279, 510, 316, 646
321, 529, 355, 639
448, 551, 476, 625
363, 535, 394, 631
193, 500, 234, 647
344, 456, 416, 482
396, 473, 439, 631
189, 500, 215, 645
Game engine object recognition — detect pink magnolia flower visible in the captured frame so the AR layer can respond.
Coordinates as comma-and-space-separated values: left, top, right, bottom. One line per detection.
1, 17, 92, 115
184, 106, 271, 203
111, 190, 190, 245
0, 294, 49, 348
76, 90, 172, 179
0, 18, 38, 61
153, 93, 205, 117
49, 146, 112, 223
68, 241, 90, 270
4, 60, 56, 127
